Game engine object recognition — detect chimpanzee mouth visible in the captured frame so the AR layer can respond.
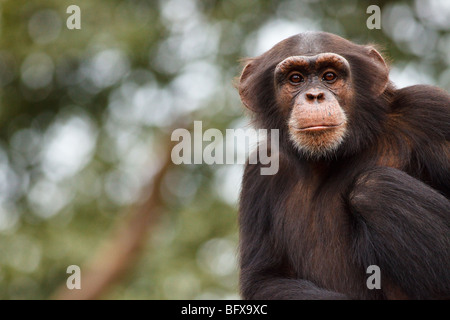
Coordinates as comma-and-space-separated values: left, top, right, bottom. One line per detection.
288, 122, 347, 159
292, 122, 344, 132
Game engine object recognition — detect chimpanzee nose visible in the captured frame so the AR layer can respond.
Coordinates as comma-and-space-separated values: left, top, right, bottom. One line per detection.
305, 90, 325, 102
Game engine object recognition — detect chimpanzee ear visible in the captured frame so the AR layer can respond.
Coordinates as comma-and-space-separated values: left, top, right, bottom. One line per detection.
367, 47, 390, 96
238, 61, 257, 111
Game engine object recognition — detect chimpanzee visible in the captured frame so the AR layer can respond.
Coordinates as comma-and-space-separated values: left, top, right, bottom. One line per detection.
238, 32, 450, 299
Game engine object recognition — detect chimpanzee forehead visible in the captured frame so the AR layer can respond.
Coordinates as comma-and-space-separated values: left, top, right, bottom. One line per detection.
265, 32, 357, 61
291, 32, 334, 54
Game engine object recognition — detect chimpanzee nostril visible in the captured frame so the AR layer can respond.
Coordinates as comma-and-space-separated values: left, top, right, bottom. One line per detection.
306, 93, 315, 100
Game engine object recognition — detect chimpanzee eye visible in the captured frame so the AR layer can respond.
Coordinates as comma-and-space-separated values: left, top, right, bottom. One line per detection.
289, 73, 304, 83
323, 72, 337, 82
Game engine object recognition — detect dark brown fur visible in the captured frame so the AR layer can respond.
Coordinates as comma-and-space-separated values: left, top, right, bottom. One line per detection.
238, 32, 450, 300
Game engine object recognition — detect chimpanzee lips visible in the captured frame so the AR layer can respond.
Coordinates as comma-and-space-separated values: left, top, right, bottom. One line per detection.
292, 122, 344, 132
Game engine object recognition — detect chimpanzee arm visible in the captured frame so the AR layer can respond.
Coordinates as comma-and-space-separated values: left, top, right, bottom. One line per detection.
348, 166, 450, 299
239, 162, 349, 300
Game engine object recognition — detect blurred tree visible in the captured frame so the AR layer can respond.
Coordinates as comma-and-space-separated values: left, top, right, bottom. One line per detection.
0, 0, 448, 299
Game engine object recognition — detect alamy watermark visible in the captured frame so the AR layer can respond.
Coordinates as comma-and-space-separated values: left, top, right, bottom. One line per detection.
171, 121, 279, 175
66, 265, 81, 289
367, 5, 381, 30
64, 4, 379, 32
366, 265, 381, 290
66, 5, 81, 30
